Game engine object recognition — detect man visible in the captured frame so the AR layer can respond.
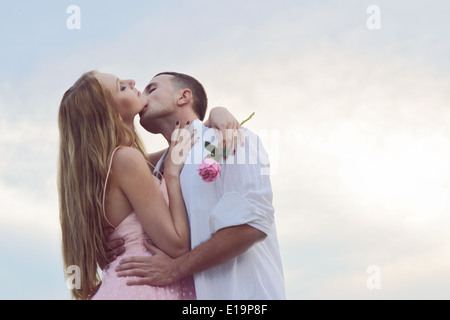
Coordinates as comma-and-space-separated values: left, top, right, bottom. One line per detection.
110, 72, 285, 299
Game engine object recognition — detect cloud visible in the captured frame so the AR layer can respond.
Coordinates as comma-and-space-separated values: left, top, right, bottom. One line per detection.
1, 0, 450, 299
199, 34, 450, 298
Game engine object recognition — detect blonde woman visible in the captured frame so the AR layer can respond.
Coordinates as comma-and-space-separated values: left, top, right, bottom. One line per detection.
58, 71, 240, 300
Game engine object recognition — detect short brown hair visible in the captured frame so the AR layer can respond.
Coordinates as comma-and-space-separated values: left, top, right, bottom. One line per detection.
155, 72, 208, 120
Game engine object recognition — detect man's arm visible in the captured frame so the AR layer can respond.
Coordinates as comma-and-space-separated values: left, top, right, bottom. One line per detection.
178, 224, 266, 276
116, 223, 265, 286
115, 128, 274, 285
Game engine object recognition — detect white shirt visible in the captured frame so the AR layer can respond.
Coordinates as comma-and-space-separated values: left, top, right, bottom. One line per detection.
154, 120, 286, 300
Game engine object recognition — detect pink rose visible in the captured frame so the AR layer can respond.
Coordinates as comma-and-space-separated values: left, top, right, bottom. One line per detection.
197, 158, 221, 182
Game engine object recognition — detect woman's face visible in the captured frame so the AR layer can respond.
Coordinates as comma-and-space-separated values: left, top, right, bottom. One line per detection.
96, 72, 148, 123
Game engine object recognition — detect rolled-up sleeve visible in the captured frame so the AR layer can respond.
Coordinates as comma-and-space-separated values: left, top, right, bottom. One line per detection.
209, 129, 274, 235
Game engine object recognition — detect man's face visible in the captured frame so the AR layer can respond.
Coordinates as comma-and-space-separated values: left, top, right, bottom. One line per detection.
139, 74, 177, 131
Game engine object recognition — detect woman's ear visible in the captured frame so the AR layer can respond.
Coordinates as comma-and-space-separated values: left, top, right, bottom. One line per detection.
177, 89, 193, 106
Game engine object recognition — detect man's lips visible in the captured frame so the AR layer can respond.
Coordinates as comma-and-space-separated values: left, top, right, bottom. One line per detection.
139, 104, 149, 117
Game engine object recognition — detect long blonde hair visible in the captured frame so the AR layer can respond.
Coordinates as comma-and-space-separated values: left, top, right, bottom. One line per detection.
58, 70, 146, 299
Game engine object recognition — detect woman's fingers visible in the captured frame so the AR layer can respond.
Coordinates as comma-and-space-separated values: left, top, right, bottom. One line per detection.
223, 128, 245, 156
169, 121, 181, 147
238, 128, 245, 147
172, 120, 245, 158
169, 121, 199, 162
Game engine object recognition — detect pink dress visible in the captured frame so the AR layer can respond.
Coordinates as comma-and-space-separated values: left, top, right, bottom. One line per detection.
92, 147, 196, 300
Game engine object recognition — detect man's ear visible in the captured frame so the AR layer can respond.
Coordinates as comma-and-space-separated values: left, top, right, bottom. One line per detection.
176, 89, 192, 106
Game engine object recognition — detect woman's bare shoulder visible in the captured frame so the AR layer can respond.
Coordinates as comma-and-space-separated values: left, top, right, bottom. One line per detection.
111, 147, 149, 173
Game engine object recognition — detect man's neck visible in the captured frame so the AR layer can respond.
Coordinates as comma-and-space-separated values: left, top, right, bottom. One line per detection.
161, 115, 200, 143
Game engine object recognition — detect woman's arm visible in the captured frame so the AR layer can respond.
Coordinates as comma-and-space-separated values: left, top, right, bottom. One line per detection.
114, 125, 196, 258
204, 106, 240, 129
114, 147, 189, 258
161, 123, 199, 254
205, 107, 245, 154
113, 124, 196, 257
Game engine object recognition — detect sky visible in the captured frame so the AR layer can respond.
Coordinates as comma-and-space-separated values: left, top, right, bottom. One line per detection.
0, 0, 449, 299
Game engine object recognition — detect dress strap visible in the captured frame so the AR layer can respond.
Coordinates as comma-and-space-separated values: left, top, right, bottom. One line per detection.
146, 159, 164, 180
102, 146, 122, 229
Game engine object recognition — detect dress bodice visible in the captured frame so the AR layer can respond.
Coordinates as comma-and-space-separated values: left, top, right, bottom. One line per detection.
106, 177, 169, 255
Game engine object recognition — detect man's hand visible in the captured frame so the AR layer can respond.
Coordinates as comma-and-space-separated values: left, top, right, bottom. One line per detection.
104, 227, 126, 263
115, 240, 179, 286
116, 225, 265, 288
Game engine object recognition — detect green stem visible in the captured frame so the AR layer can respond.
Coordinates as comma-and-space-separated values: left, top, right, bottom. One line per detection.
240, 112, 255, 126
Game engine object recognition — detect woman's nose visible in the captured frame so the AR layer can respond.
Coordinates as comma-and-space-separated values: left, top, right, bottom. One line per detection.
128, 79, 135, 89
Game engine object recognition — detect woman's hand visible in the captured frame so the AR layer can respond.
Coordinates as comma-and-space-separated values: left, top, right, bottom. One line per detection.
205, 107, 245, 155
163, 121, 199, 178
